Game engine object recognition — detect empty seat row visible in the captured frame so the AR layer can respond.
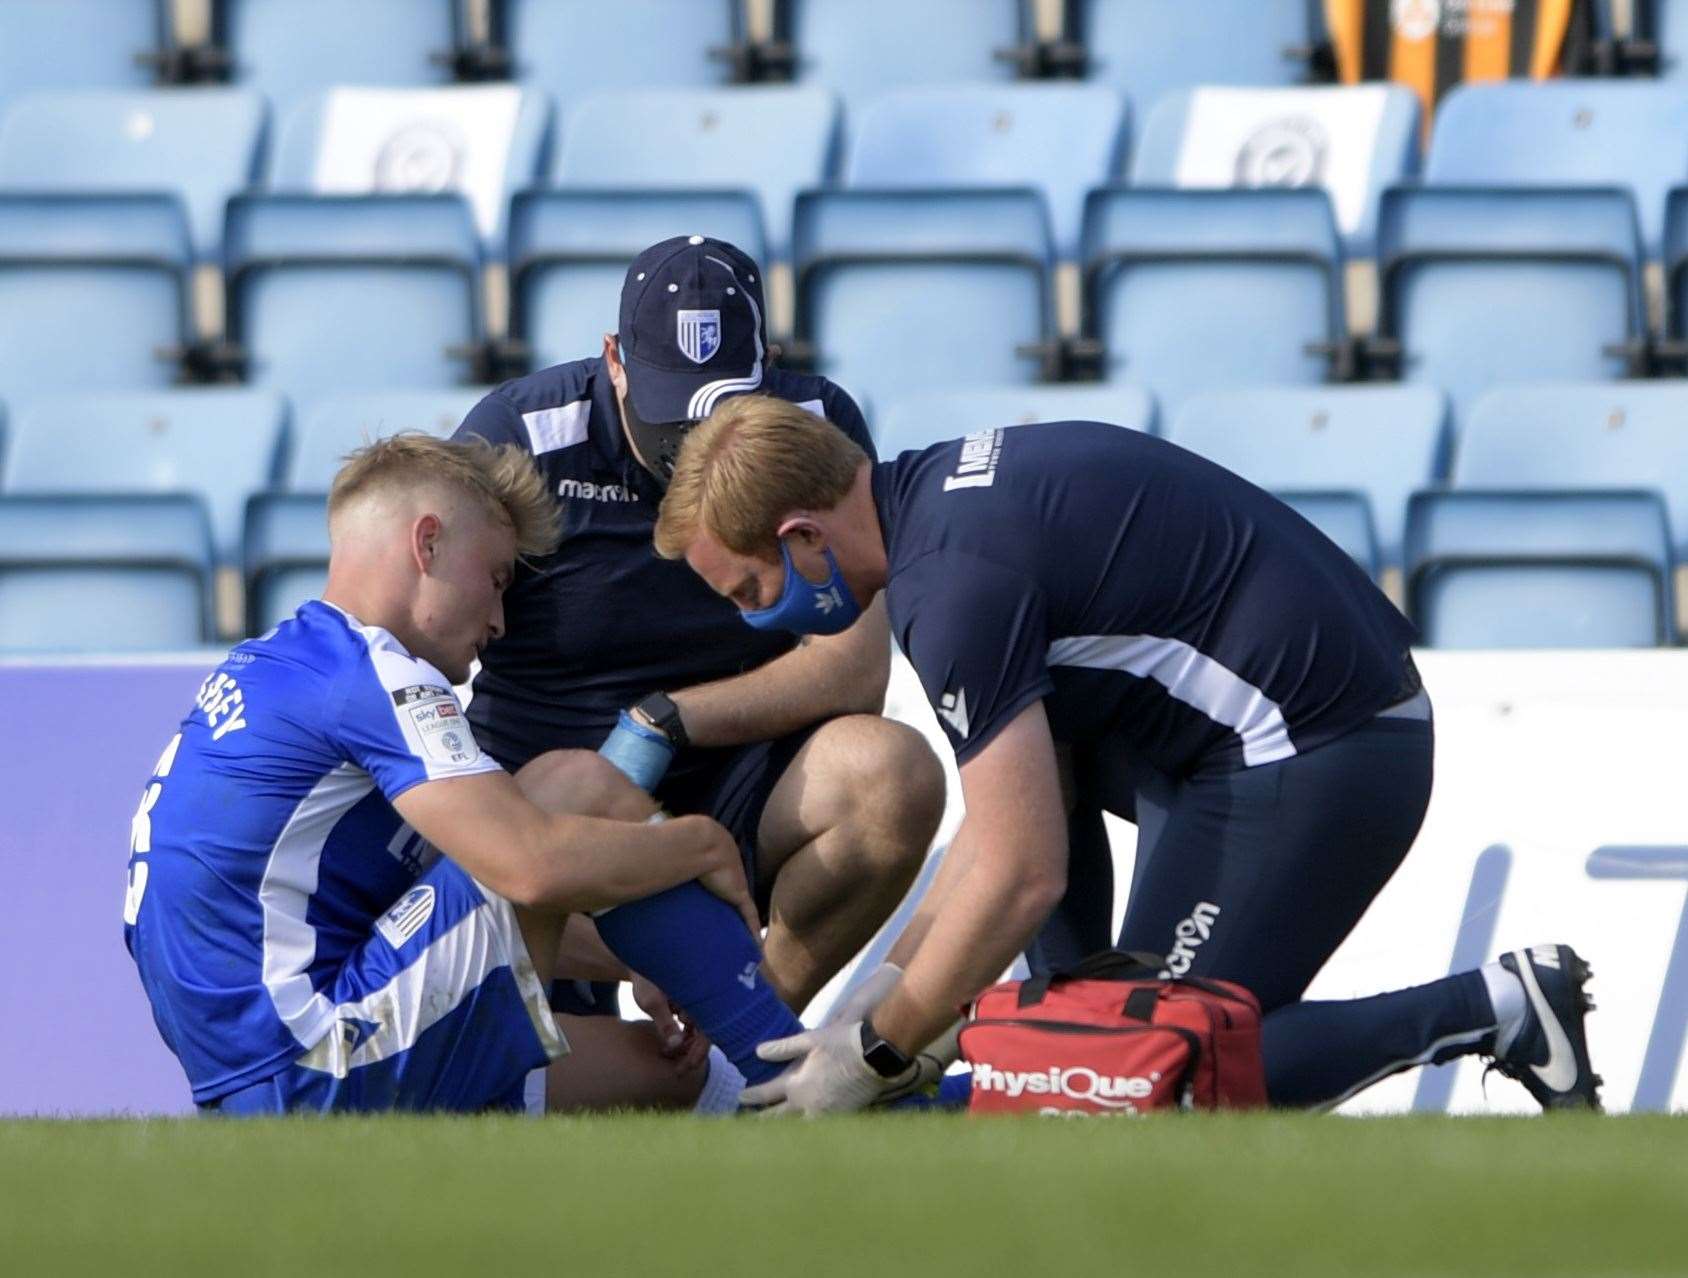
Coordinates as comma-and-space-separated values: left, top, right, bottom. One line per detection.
0, 2, 1309, 116
0, 388, 479, 651
21, 75, 1688, 269
874, 381, 1688, 579
48, 2, 1686, 127
0, 388, 474, 561
7, 176, 1686, 424
0, 180, 1674, 423
2, 375, 1683, 653
1, 485, 1670, 656
873, 386, 1677, 651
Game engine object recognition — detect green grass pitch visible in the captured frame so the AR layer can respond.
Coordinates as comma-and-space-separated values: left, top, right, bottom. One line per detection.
2, 1113, 1682, 1278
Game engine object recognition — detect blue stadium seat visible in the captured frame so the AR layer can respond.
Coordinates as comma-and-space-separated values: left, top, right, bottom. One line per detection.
243, 492, 329, 635
1168, 385, 1448, 568
0, 194, 191, 393
0, 89, 266, 260
846, 85, 1126, 260
1080, 188, 1345, 421
509, 190, 765, 373
4, 389, 286, 563
1639, 0, 1688, 82
1375, 187, 1644, 426
209, 0, 460, 104
1426, 82, 1688, 259
224, 194, 484, 395
772, 0, 1033, 119
553, 87, 837, 263
1130, 85, 1420, 257
1404, 489, 1674, 648
493, 0, 740, 120
873, 384, 1154, 456
0, 1, 168, 103
1460, 382, 1688, 560
0, 494, 214, 652
1059, 0, 1317, 110
287, 391, 484, 489
1657, 187, 1688, 359
266, 86, 550, 258
793, 189, 1055, 413
1274, 491, 1381, 579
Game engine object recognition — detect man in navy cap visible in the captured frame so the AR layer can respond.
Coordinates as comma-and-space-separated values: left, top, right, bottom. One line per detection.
454, 236, 944, 1026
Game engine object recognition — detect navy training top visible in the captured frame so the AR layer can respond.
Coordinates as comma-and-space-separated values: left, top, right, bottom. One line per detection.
872, 422, 1419, 775
454, 357, 873, 775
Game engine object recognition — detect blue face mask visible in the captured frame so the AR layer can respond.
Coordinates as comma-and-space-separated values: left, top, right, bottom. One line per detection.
741, 539, 862, 636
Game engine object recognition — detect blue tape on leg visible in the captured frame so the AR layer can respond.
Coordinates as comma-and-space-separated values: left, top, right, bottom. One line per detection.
598, 710, 675, 792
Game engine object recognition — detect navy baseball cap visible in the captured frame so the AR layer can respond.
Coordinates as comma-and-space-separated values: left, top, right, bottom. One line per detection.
617, 235, 768, 424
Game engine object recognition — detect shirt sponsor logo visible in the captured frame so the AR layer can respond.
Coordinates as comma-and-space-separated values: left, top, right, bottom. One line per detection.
972, 1062, 1157, 1109
557, 477, 639, 503
943, 428, 1004, 491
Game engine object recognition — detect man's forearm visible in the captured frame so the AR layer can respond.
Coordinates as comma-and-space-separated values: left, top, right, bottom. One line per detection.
883, 827, 977, 969
870, 822, 1064, 1056
670, 597, 892, 747
517, 812, 724, 913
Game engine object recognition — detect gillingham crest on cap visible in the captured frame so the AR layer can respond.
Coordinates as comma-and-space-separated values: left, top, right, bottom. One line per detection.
676, 309, 722, 364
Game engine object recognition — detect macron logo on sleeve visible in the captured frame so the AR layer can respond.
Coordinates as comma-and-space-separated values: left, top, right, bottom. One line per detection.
938, 688, 971, 738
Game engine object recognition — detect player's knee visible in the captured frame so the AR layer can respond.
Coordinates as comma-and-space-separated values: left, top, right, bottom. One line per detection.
515, 749, 655, 821
845, 719, 946, 860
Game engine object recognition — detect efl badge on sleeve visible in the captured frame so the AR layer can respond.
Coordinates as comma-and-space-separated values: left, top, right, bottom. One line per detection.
677, 309, 722, 364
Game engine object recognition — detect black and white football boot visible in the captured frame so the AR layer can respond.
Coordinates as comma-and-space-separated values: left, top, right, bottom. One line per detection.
1487, 944, 1603, 1112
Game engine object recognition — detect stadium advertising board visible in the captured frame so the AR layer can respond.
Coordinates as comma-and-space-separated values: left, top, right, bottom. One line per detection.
4, 650, 1687, 1114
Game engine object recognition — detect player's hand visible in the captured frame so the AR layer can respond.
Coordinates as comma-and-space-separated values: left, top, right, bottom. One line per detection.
739, 1020, 910, 1116
631, 975, 710, 1075
672, 814, 762, 939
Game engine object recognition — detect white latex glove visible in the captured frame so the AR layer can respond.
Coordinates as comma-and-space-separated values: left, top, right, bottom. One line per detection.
738, 1020, 911, 1116
821, 961, 904, 1027
819, 964, 965, 1106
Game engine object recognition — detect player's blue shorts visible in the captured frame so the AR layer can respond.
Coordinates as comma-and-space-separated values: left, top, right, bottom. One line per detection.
203, 857, 567, 1116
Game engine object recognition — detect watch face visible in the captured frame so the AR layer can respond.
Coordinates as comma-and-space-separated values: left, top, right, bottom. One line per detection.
866, 1043, 906, 1077
635, 692, 686, 747
860, 1023, 911, 1078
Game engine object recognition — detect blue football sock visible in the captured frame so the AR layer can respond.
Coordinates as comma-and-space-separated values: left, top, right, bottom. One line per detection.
595, 887, 801, 1085
594, 723, 799, 1088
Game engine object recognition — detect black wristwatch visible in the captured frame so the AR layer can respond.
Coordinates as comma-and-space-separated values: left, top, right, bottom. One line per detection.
631, 690, 690, 751
859, 1016, 914, 1079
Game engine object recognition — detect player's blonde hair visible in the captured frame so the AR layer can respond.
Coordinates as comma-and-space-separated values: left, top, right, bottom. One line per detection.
654, 395, 866, 560
329, 432, 559, 559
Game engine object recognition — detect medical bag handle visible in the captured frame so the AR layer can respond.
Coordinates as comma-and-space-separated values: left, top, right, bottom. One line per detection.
1014, 948, 1247, 1010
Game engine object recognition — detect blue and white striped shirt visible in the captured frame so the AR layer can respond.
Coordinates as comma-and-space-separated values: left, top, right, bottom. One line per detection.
123, 601, 500, 1103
